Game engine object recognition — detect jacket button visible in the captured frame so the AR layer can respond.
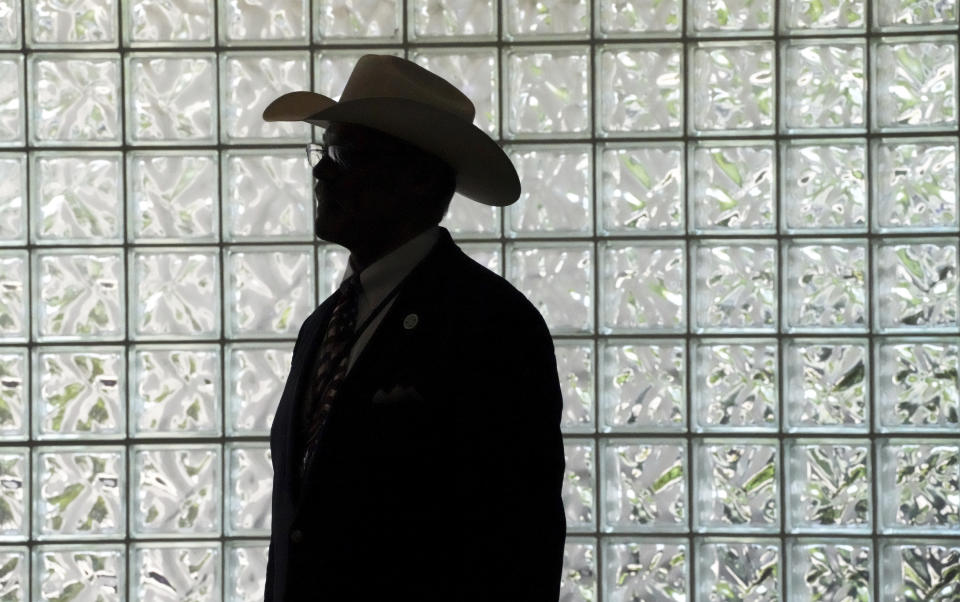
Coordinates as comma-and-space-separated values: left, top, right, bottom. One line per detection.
290, 529, 303, 543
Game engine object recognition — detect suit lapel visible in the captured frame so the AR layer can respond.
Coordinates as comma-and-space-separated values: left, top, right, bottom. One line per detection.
283, 227, 460, 489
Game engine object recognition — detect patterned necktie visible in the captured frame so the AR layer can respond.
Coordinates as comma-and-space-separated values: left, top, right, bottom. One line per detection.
299, 271, 362, 476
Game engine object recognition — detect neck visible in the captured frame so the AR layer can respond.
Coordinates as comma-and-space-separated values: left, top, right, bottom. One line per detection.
348, 223, 433, 272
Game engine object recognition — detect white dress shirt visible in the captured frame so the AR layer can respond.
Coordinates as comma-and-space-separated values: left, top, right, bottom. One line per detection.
335, 225, 442, 376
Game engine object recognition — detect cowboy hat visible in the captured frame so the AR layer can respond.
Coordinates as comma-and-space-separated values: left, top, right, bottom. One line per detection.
261, 54, 520, 207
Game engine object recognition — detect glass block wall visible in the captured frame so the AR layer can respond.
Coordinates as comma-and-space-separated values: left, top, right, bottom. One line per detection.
0, 0, 958, 600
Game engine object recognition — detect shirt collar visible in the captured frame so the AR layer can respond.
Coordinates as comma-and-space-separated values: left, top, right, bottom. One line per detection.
340, 225, 443, 311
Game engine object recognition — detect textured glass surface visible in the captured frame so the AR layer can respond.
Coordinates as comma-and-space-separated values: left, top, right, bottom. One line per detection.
781, 140, 867, 232
563, 441, 596, 532
785, 440, 871, 532
601, 439, 686, 531
1, 1, 957, 599
694, 440, 779, 531
603, 537, 688, 601
601, 341, 684, 431
692, 340, 778, 431
789, 540, 872, 602
697, 539, 781, 601
784, 339, 869, 431
33, 447, 124, 539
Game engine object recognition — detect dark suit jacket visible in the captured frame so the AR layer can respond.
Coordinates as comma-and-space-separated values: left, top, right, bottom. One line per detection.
265, 226, 567, 601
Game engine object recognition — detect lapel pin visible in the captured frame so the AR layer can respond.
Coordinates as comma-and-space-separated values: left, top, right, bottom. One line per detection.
403, 313, 419, 330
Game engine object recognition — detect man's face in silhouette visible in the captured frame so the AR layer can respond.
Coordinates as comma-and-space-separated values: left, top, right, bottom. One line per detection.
312, 121, 439, 260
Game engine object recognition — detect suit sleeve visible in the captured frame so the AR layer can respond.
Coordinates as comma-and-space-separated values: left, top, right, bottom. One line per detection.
456, 309, 567, 601
265, 321, 310, 602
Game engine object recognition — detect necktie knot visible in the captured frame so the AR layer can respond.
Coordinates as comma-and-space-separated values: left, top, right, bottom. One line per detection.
339, 271, 361, 301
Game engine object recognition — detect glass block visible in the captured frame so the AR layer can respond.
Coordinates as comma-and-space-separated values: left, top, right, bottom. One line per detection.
597, 44, 683, 135
560, 537, 596, 602
131, 445, 221, 537
130, 345, 220, 437
219, 0, 308, 44
875, 338, 959, 431
784, 240, 868, 331
225, 246, 315, 338
129, 249, 220, 339
689, 142, 776, 233
32, 346, 124, 440
598, 142, 684, 235
441, 197, 499, 237
317, 243, 350, 299
878, 439, 960, 533
874, 240, 959, 332
25, 0, 118, 48
27, 53, 121, 145
788, 539, 872, 602
783, 339, 869, 432
226, 343, 292, 436
504, 47, 590, 138
694, 439, 779, 532
880, 540, 960, 601
33, 249, 125, 341
457, 242, 501, 277
313, 0, 402, 42
600, 340, 685, 432
126, 151, 218, 243
874, 0, 959, 28
0, 154, 26, 243
131, 542, 220, 602
504, 0, 589, 39
692, 339, 778, 431
221, 149, 314, 241
872, 37, 958, 131
785, 440, 871, 533
408, 0, 496, 39
29, 152, 123, 244
603, 537, 688, 602
123, 0, 216, 47
506, 144, 592, 236
781, 140, 867, 232
225, 540, 269, 602
226, 443, 272, 536
125, 53, 217, 145
32, 545, 124, 602
0, 251, 28, 341
0, 349, 27, 439
0, 0, 21, 49
689, 42, 775, 134
596, 0, 680, 35
0, 546, 26, 600
601, 439, 686, 532
692, 241, 777, 332
562, 441, 595, 532
780, 0, 866, 31
219, 51, 310, 143
555, 340, 594, 433
600, 242, 685, 333
781, 40, 866, 132
697, 538, 781, 601
32, 447, 123, 540
688, 0, 773, 33
0, 448, 28, 540
409, 49, 499, 138
0, 57, 24, 145
873, 137, 959, 232
506, 242, 593, 334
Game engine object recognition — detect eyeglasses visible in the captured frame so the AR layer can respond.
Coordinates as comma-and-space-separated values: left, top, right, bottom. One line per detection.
306, 143, 405, 170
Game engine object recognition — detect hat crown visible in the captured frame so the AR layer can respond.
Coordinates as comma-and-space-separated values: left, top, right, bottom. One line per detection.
339, 55, 475, 124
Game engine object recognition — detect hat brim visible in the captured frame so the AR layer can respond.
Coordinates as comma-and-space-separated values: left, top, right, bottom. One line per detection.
263, 91, 520, 207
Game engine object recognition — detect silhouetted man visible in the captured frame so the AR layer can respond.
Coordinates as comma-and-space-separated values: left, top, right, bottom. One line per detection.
260, 54, 566, 601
